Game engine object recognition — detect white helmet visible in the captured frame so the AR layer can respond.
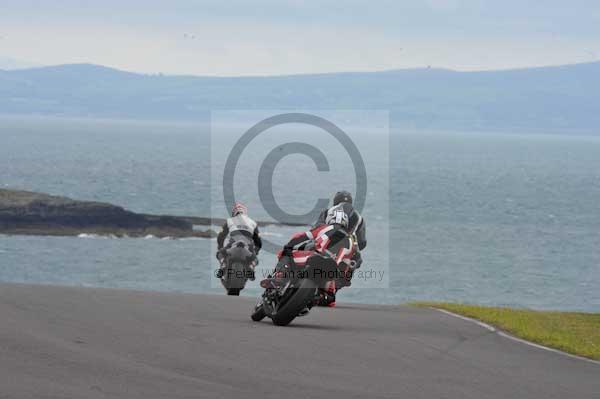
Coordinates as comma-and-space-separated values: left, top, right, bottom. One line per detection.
231, 202, 248, 217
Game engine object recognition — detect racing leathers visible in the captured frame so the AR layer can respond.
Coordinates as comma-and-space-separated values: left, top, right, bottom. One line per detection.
271, 222, 356, 307
216, 214, 262, 263
314, 201, 366, 288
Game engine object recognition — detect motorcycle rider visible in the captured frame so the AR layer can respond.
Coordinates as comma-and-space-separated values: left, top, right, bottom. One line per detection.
314, 191, 366, 291
264, 198, 359, 309
216, 202, 262, 279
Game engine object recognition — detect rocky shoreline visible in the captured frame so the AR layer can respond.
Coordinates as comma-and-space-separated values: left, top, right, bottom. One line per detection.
0, 189, 307, 239
0, 189, 215, 238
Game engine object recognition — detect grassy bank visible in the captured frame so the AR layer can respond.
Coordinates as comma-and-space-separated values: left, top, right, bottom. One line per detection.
412, 302, 600, 360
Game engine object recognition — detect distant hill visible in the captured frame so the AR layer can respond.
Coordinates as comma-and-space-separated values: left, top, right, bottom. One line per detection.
1, 62, 599, 132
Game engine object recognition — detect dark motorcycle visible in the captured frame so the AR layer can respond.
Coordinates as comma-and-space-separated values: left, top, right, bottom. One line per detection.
251, 232, 355, 326
217, 237, 257, 296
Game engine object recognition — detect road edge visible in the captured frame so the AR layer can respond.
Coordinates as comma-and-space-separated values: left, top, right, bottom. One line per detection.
430, 307, 600, 366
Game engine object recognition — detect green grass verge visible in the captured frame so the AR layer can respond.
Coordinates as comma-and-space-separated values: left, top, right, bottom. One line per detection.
411, 302, 600, 360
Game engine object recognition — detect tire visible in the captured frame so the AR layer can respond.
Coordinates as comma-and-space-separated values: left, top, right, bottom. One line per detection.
251, 304, 267, 321
271, 279, 317, 326
223, 262, 246, 295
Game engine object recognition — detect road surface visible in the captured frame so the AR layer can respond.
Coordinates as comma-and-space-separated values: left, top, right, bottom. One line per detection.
0, 283, 597, 398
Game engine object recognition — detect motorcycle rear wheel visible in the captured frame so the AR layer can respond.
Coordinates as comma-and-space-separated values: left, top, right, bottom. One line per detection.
223, 261, 246, 295
271, 279, 317, 326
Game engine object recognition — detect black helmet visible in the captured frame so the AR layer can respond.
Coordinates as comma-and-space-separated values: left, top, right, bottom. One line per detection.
333, 191, 353, 206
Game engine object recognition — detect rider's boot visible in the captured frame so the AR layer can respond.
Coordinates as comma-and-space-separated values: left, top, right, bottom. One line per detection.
259, 270, 285, 289
259, 258, 291, 288
317, 281, 337, 307
215, 250, 227, 278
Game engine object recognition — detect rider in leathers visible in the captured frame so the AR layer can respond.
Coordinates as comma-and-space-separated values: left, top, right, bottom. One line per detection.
216, 202, 262, 278
314, 191, 366, 290
270, 191, 366, 307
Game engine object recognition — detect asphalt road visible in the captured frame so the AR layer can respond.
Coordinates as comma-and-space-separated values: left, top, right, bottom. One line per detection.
0, 283, 598, 398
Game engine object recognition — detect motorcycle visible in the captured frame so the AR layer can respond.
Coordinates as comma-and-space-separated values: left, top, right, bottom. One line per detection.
251, 228, 356, 326
216, 236, 257, 296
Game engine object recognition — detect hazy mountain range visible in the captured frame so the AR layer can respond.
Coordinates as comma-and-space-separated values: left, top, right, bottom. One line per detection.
1, 62, 599, 132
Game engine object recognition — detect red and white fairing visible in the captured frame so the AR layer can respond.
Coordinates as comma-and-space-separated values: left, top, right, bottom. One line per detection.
278, 224, 356, 270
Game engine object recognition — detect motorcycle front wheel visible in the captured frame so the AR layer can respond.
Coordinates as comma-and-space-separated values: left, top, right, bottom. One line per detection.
251, 303, 267, 321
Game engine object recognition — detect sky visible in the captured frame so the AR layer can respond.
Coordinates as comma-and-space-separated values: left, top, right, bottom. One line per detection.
1, 0, 599, 76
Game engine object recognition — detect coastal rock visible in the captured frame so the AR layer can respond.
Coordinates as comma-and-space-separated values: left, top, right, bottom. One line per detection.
0, 189, 212, 238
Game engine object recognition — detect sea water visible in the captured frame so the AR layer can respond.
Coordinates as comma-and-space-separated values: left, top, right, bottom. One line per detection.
1, 116, 599, 311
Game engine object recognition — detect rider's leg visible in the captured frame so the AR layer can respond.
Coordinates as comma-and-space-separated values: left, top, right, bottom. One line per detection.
335, 252, 361, 291
216, 248, 226, 268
